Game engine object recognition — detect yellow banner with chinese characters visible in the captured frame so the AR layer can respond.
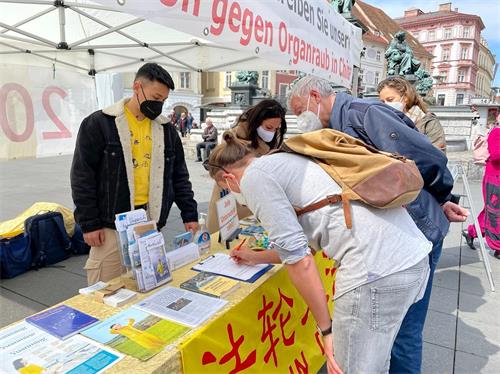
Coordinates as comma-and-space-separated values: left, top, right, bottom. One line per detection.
180, 252, 336, 374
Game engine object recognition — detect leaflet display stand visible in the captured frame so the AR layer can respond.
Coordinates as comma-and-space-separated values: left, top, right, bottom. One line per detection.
449, 162, 495, 292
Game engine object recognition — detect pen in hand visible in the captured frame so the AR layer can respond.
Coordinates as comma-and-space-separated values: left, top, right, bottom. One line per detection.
234, 238, 247, 251
230, 238, 247, 264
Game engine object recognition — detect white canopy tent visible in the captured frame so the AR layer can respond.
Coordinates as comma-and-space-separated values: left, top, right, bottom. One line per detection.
0, 0, 362, 80
0, 0, 290, 74
0, 0, 362, 160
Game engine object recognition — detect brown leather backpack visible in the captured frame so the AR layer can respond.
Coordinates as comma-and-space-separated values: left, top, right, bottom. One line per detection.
278, 129, 424, 228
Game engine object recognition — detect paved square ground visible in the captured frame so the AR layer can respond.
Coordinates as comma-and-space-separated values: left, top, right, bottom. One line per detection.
1, 155, 499, 373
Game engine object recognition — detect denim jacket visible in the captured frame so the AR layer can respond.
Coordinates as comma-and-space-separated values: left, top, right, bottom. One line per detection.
329, 93, 453, 244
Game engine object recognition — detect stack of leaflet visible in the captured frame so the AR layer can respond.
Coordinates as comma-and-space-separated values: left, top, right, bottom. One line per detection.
115, 210, 172, 292
115, 209, 148, 269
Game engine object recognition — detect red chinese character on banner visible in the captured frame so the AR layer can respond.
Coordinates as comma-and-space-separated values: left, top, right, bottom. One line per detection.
314, 331, 325, 355
288, 351, 309, 374
324, 262, 337, 277
272, 288, 295, 346
202, 323, 256, 374
257, 295, 279, 367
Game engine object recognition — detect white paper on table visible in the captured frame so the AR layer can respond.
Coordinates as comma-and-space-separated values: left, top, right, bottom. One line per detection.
79, 281, 108, 295
192, 253, 269, 281
133, 286, 227, 328
165, 243, 200, 270
0, 321, 123, 374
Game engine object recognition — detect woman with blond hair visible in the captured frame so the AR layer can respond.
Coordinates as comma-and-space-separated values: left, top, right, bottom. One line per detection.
205, 130, 431, 374
378, 76, 446, 152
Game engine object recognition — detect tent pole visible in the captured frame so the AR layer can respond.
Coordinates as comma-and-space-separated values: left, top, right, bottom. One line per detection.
98, 45, 199, 72
68, 18, 144, 48
64, 1, 122, 12
0, 41, 88, 71
0, 33, 50, 47
68, 6, 198, 71
71, 42, 192, 50
57, 1, 67, 48
0, 0, 53, 4
0, 7, 55, 34
0, 21, 56, 47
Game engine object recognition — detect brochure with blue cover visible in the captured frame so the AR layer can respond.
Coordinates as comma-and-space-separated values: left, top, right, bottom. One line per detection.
26, 305, 99, 340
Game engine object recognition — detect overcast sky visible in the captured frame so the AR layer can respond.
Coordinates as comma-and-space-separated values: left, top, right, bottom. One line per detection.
363, 0, 500, 86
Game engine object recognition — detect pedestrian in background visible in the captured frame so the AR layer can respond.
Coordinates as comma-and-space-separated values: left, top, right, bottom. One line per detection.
464, 117, 500, 259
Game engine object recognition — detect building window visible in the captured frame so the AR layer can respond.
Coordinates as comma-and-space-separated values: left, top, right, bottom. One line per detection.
456, 93, 464, 105
442, 48, 450, 61
376, 50, 381, 62
463, 26, 470, 38
278, 83, 289, 98
428, 30, 435, 41
460, 47, 468, 60
225, 71, 232, 88
458, 69, 466, 82
180, 72, 191, 89
437, 94, 446, 106
413, 32, 420, 40
261, 70, 269, 89
365, 71, 374, 85
375, 72, 380, 85
439, 71, 447, 83
444, 28, 452, 39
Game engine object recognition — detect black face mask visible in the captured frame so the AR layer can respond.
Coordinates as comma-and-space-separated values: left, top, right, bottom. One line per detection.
138, 85, 164, 120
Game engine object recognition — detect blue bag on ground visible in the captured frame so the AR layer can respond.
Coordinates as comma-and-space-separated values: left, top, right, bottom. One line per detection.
0, 233, 31, 279
25, 212, 72, 268
71, 224, 90, 255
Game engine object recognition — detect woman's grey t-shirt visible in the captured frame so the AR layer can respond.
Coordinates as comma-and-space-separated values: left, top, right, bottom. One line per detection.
240, 153, 432, 299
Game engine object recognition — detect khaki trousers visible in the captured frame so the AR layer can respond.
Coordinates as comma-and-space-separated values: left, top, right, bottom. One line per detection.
84, 228, 124, 285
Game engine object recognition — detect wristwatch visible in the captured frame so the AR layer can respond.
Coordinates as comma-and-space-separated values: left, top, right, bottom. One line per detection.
316, 321, 332, 337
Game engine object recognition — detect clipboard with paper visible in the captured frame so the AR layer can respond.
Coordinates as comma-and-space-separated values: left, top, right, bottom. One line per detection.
192, 253, 273, 283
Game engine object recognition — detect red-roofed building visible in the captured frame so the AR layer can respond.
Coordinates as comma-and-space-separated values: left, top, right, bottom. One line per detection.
396, 2, 495, 106
353, 0, 433, 95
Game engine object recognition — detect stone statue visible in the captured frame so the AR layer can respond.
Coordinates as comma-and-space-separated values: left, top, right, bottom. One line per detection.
385, 31, 421, 76
235, 71, 259, 85
331, 0, 356, 15
415, 68, 433, 96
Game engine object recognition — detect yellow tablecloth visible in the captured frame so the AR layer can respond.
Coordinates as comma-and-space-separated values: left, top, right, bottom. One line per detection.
4, 237, 336, 374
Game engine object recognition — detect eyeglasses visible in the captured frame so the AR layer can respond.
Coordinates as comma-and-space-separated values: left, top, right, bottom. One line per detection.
202, 159, 229, 174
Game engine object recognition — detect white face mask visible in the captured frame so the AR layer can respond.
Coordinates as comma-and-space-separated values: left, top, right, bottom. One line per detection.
296, 95, 323, 133
226, 180, 247, 206
385, 99, 405, 112
256, 126, 276, 143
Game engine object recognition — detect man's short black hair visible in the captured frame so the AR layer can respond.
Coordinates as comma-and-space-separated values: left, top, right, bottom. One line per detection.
135, 63, 175, 90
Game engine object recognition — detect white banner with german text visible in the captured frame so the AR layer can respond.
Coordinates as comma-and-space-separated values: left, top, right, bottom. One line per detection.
96, 0, 363, 87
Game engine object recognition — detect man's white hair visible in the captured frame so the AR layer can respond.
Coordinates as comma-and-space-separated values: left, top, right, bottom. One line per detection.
288, 75, 335, 107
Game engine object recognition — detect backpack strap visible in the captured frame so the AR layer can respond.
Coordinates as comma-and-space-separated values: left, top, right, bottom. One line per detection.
294, 194, 353, 229
50, 214, 72, 251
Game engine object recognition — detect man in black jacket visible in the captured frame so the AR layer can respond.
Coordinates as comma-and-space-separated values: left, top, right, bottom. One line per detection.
71, 63, 198, 285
